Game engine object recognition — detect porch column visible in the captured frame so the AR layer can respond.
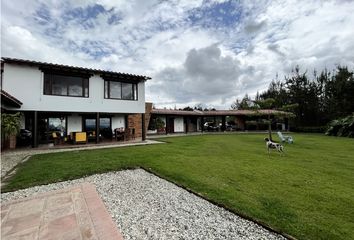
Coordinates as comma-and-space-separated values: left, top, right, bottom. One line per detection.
185, 117, 189, 133
96, 112, 100, 143
201, 117, 204, 132
142, 113, 146, 141
165, 116, 168, 135
214, 117, 217, 131
32, 111, 38, 148
221, 116, 226, 131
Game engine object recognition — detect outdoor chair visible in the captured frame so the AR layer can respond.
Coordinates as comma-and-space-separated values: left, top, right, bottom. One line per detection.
124, 128, 135, 141
52, 132, 60, 145
71, 132, 87, 144
114, 128, 125, 141
277, 131, 293, 143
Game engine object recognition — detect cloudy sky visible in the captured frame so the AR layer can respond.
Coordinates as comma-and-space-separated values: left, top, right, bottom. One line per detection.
2, 0, 354, 109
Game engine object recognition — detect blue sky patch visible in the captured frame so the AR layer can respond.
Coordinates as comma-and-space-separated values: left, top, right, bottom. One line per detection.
63, 4, 105, 23
187, 1, 242, 29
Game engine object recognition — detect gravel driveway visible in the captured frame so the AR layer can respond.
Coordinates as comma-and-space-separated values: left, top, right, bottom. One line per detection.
2, 169, 286, 240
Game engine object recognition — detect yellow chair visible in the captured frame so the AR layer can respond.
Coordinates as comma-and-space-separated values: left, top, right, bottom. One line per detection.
52, 132, 60, 145
73, 132, 87, 144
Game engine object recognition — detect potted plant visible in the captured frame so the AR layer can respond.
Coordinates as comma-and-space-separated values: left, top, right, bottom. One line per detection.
1, 112, 22, 149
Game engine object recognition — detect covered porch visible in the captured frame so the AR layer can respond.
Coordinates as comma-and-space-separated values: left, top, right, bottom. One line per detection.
147, 109, 292, 135
17, 111, 146, 148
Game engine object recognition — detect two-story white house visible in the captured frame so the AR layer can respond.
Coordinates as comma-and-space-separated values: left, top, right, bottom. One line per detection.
1, 57, 150, 148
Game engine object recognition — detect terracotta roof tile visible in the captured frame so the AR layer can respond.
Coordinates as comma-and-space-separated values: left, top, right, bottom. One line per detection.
151, 109, 292, 116
1, 57, 151, 81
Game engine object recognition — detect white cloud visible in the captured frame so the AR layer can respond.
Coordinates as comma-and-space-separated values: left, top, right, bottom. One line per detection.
149, 44, 242, 108
1, 0, 354, 109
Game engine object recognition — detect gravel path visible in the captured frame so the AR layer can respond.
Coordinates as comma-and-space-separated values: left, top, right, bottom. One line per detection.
1, 152, 29, 178
1, 169, 286, 240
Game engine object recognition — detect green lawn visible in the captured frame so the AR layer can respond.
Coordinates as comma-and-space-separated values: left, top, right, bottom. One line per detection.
3, 134, 354, 239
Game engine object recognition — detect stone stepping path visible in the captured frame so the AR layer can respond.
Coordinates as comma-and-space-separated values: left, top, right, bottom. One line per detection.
1, 183, 123, 240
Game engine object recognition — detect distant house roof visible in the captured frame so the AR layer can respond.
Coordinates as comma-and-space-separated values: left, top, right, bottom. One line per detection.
1, 90, 22, 108
151, 109, 292, 117
152, 109, 202, 116
1, 57, 151, 82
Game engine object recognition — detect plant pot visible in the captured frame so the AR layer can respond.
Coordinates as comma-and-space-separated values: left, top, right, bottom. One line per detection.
9, 135, 17, 149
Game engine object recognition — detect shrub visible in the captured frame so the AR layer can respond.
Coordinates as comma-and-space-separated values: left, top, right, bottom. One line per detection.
1, 112, 22, 138
325, 114, 354, 137
291, 126, 326, 133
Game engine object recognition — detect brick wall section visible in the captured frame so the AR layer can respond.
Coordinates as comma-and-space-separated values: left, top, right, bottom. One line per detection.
235, 116, 245, 130
126, 102, 153, 140
127, 114, 142, 140
145, 102, 153, 132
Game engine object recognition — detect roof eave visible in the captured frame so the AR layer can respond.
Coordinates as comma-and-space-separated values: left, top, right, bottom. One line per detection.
1, 57, 151, 82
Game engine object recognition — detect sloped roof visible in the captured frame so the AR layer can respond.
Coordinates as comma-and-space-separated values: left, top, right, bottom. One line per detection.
151, 109, 292, 117
1, 57, 151, 82
1, 90, 22, 108
151, 109, 202, 116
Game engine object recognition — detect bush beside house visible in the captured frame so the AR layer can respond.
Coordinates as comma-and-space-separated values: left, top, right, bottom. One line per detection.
326, 113, 354, 137
1, 112, 22, 149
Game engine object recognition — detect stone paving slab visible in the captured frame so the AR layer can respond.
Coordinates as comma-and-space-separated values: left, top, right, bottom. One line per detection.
1, 183, 123, 240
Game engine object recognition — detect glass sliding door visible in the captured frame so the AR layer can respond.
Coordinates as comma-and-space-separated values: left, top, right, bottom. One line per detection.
83, 116, 112, 140
38, 116, 66, 144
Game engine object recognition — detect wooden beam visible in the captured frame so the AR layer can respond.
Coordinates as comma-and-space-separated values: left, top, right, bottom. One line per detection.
32, 111, 38, 148
221, 116, 226, 131
201, 117, 204, 132
96, 112, 100, 144
142, 113, 146, 141
185, 117, 189, 133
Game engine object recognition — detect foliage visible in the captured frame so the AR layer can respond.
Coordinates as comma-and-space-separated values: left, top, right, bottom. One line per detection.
194, 104, 204, 111
255, 97, 275, 109
155, 117, 165, 130
1, 112, 22, 138
237, 65, 354, 128
279, 103, 299, 113
231, 94, 259, 110
4, 134, 354, 240
326, 114, 354, 137
148, 117, 165, 130
182, 106, 193, 111
291, 126, 326, 133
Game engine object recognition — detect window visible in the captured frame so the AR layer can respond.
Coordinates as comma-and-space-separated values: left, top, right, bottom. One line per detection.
104, 80, 138, 100
83, 117, 112, 139
85, 119, 96, 131
44, 73, 89, 97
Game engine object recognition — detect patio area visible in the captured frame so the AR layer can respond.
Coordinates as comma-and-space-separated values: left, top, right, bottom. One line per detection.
1, 183, 123, 239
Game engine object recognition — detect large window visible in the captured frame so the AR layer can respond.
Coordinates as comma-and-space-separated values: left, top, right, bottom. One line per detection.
104, 80, 137, 100
44, 73, 89, 97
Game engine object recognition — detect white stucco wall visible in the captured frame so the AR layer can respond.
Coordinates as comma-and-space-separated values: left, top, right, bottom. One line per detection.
174, 117, 184, 132
112, 115, 125, 130
67, 114, 82, 133
3, 63, 146, 113
20, 114, 25, 129
197, 118, 201, 131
